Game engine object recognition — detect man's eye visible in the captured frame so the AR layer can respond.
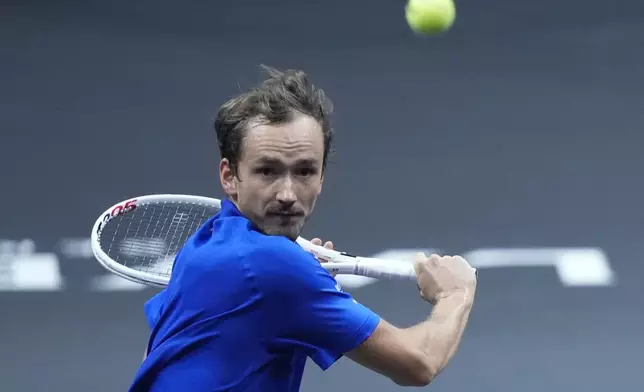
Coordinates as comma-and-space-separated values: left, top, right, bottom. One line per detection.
257, 167, 274, 176
297, 168, 317, 177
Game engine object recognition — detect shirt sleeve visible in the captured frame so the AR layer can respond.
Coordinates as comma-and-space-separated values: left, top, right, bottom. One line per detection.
251, 239, 381, 370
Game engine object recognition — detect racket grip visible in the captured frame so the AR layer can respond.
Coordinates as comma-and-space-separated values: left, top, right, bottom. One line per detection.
354, 257, 417, 281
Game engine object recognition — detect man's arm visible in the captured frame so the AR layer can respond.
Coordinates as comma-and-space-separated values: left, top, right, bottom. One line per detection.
258, 240, 476, 385
346, 290, 474, 387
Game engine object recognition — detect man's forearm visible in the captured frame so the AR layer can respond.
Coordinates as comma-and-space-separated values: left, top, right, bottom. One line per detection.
404, 291, 474, 379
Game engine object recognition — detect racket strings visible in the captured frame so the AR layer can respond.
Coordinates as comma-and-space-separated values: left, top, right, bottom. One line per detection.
98, 202, 219, 279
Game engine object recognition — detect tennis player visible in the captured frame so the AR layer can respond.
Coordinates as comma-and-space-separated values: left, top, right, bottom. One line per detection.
128, 66, 477, 391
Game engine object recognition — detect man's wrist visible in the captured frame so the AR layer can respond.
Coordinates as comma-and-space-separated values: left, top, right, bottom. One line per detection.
435, 289, 475, 307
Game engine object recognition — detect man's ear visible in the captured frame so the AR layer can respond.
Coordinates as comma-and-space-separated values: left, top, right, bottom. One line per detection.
219, 158, 237, 197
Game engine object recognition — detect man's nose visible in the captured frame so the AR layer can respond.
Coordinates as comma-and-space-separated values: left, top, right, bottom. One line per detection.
276, 177, 296, 206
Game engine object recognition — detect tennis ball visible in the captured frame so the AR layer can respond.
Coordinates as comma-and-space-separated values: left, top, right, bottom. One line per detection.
405, 0, 456, 35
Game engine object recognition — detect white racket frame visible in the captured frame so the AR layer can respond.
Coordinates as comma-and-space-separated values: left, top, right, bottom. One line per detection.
91, 194, 418, 287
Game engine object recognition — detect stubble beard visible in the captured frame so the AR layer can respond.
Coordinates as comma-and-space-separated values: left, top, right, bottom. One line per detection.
261, 215, 307, 241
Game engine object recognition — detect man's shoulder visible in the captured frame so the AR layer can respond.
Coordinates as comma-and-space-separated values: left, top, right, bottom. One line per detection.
241, 235, 332, 295
245, 231, 304, 256
180, 219, 306, 270
243, 233, 317, 270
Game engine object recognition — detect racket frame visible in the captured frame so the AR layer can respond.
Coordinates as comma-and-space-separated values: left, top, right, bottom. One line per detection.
91, 194, 222, 287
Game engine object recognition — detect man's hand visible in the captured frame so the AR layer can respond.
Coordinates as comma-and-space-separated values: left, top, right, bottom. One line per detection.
310, 238, 337, 277
310, 237, 334, 250
414, 253, 477, 305
345, 252, 477, 387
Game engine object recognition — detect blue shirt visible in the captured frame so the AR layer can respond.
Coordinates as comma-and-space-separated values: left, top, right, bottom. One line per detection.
128, 200, 381, 392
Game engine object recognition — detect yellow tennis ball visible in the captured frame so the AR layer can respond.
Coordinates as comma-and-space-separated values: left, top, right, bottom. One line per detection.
405, 0, 456, 35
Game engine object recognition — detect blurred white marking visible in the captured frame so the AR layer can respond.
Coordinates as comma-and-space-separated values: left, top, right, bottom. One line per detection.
0, 253, 64, 291
556, 248, 616, 286
337, 247, 615, 289
465, 247, 616, 286
59, 238, 93, 258
89, 275, 147, 291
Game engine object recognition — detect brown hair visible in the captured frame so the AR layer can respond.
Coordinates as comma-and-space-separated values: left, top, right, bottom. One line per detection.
214, 65, 334, 175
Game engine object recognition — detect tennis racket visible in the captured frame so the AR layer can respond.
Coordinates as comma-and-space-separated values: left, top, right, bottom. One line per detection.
90, 194, 418, 287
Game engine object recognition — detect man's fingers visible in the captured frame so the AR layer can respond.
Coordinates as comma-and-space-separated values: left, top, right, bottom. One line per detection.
310, 238, 334, 250
309, 238, 334, 264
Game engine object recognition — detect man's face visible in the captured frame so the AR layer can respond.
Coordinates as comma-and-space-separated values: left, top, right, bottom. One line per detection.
220, 113, 325, 240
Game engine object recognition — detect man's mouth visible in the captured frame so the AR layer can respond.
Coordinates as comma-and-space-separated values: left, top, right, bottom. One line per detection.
267, 211, 303, 217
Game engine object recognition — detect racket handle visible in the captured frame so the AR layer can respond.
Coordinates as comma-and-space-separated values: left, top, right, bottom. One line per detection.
354, 257, 417, 281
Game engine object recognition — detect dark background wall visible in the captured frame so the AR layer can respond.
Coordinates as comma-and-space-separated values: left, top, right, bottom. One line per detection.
1, 0, 643, 391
